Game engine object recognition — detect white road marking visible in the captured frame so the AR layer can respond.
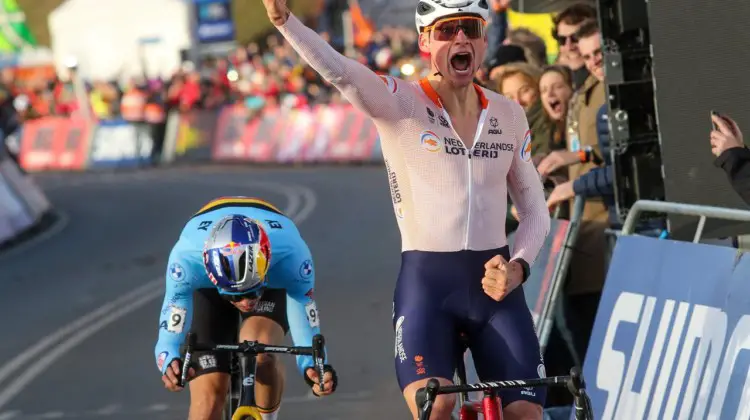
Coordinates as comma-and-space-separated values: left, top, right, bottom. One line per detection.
37, 412, 64, 419
0, 180, 316, 411
92, 404, 120, 415
0, 281, 163, 409
144, 404, 168, 412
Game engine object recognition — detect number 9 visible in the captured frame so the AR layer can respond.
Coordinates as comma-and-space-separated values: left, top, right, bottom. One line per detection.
308, 309, 317, 321
172, 313, 182, 326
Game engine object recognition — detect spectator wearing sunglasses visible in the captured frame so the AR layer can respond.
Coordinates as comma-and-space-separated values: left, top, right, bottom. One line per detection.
551, 3, 596, 89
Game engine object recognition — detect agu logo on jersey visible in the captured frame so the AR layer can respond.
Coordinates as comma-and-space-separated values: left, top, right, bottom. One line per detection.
379, 75, 398, 94
420, 130, 442, 152
520, 129, 532, 162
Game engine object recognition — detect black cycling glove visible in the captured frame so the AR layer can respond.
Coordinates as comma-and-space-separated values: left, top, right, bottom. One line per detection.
304, 364, 338, 396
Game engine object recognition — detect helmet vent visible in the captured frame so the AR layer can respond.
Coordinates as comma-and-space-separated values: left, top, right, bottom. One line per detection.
238, 252, 247, 282
417, 2, 435, 15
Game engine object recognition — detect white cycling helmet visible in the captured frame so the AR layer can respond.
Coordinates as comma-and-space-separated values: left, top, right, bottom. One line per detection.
415, 0, 491, 32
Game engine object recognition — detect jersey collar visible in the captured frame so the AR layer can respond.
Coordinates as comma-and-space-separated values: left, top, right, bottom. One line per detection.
418, 78, 489, 110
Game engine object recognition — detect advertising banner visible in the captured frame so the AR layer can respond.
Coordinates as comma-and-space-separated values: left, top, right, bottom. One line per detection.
194, 0, 235, 44
579, 236, 750, 420
88, 120, 153, 168
18, 116, 91, 172
513, 219, 570, 328
213, 105, 381, 163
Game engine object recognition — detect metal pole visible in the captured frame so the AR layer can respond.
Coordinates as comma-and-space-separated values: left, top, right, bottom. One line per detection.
621, 200, 750, 237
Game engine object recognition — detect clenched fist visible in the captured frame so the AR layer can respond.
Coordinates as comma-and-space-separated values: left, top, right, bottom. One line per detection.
261, 0, 290, 26
481, 255, 523, 301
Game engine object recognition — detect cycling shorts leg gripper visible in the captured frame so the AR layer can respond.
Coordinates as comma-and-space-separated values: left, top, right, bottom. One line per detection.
468, 284, 547, 406
189, 288, 240, 377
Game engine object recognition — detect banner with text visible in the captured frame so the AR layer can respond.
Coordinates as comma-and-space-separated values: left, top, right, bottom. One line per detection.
18, 117, 91, 172
88, 120, 153, 168
212, 105, 381, 163
579, 236, 750, 420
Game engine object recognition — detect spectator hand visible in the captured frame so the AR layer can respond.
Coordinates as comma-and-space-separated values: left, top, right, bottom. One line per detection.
261, 0, 290, 26
546, 180, 575, 210
536, 150, 580, 177
711, 114, 744, 157
481, 255, 523, 301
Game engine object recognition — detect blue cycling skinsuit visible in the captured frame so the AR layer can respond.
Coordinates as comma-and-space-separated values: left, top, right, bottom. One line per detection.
153, 197, 326, 379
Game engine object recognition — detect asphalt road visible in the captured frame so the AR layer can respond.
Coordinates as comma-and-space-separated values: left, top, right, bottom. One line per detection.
0, 165, 413, 420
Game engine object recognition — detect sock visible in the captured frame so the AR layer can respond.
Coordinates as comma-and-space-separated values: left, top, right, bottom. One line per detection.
258, 403, 280, 420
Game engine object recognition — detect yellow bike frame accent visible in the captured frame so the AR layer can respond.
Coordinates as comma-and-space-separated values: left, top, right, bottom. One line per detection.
231, 405, 263, 420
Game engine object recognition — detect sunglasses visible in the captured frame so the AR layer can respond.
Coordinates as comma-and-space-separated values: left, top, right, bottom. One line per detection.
423, 16, 486, 41
554, 34, 578, 45
220, 289, 263, 303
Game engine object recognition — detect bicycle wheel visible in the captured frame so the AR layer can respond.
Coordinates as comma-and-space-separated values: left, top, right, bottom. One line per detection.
231, 406, 263, 420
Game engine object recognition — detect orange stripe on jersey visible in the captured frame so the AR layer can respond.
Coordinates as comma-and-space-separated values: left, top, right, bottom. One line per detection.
193, 197, 284, 218
418, 78, 489, 110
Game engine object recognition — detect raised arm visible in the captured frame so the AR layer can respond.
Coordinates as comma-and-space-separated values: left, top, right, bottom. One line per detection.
507, 101, 551, 267
263, 0, 403, 120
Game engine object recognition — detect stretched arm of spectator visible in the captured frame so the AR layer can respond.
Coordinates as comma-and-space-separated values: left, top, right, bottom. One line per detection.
572, 166, 614, 198
715, 147, 750, 205
271, 12, 403, 121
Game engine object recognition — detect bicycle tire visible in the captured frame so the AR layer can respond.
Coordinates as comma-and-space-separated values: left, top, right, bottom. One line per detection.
231, 406, 263, 420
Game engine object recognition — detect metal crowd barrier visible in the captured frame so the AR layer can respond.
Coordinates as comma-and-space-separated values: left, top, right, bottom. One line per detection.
621, 199, 750, 241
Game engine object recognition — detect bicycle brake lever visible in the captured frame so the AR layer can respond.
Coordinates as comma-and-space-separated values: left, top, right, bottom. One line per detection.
312, 334, 326, 393
178, 332, 197, 388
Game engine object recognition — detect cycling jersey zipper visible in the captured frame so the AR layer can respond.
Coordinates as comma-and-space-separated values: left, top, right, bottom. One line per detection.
438, 106, 488, 249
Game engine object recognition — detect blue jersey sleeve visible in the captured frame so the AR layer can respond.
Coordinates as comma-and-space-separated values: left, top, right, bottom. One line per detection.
153, 249, 200, 375
275, 241, 329, 377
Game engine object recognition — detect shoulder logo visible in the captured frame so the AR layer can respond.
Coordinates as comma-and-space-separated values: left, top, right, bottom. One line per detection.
420, 130, 442, 152
379, 75, 398, 94
169, 263, 185, 281
520, 129, 532, 163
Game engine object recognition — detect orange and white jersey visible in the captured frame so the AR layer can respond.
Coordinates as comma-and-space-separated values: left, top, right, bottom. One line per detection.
278, 15, 549, 264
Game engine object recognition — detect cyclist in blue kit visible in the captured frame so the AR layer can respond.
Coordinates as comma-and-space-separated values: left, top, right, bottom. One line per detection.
153, 196, 338, 420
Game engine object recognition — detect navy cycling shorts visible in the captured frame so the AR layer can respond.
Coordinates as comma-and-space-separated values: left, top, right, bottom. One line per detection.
392, 246, 546, 407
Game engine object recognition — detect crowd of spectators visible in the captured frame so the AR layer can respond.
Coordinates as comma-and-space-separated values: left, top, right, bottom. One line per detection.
0, 23, 427, 127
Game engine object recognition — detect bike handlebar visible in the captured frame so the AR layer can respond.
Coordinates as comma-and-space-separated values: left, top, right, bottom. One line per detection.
415, 367, 594, 420
177, 332, 327, 392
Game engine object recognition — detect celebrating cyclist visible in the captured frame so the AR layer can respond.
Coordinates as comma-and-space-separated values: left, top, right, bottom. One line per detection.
154, 196, 338, 420
260, 0, 550, 419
